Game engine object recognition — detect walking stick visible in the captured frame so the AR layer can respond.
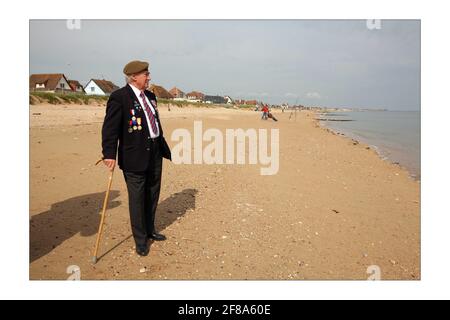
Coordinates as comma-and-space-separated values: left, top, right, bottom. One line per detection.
91, 158, 115, 264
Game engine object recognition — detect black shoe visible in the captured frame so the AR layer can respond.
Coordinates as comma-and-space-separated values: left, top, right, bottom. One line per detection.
148, 233, 166, 241
136, 245, 149, 256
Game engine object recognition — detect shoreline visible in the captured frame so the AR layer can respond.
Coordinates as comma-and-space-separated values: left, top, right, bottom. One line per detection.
316, 115, 420, 181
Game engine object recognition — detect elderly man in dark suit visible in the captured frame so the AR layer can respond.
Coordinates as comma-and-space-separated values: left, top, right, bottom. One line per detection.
102, 60, 171, 256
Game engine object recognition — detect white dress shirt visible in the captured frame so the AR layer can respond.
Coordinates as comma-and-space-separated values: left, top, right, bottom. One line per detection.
129, 84, 160, 138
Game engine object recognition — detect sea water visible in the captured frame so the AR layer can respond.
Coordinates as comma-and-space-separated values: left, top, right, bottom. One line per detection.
319, 111, 420, 179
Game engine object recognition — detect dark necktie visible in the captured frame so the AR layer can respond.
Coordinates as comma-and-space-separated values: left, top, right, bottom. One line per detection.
140, 92, 158, 135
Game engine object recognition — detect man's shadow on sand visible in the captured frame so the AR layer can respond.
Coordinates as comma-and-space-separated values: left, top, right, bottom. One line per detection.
30, 188, 198, 263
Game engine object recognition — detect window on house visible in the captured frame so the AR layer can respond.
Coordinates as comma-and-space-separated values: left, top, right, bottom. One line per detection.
91, 87, 95, 92
60, 83, 65, 88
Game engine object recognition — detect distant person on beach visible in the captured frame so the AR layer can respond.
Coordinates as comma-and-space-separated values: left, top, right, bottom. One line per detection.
262, 105, 269, 120
101, 60, 172, 257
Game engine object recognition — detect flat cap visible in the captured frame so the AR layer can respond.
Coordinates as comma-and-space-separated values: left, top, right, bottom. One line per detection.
123, 60, 149, 75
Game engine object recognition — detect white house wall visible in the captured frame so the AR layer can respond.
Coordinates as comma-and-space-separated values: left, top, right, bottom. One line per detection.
57, 77, 71, 91
84, 80, 105, 95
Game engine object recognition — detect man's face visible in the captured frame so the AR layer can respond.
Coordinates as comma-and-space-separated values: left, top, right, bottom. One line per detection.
133, 70, 151, 90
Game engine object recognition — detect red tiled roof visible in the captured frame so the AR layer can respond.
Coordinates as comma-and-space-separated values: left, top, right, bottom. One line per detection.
68, 80, 84, 91
29, 73, 71, 91
186, 91, 205, 99
90, 79, 119, 94
149, 84, 174, 99
169, 87, 185, 97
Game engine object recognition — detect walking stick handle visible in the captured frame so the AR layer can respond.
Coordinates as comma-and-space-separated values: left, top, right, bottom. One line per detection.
95, 157, 104, 166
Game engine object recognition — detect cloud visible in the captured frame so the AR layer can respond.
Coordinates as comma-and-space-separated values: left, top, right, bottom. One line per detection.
247, 92, 270, 97
306, 92, 322, 99
29, 20, 420, 109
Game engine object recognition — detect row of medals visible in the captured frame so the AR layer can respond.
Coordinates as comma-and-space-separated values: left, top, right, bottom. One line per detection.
128, 109, 142, 133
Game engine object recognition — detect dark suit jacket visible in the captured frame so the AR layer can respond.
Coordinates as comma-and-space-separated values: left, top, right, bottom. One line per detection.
102, 84, 172, 172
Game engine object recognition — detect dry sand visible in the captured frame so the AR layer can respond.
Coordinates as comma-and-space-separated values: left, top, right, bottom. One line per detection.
29, 103, 420, 280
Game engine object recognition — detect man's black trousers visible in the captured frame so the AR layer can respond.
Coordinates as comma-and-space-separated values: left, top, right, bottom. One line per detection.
123, 140, 163, 247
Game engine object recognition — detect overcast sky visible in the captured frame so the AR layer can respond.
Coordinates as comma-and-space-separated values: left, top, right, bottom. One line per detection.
30, 20, 420, 110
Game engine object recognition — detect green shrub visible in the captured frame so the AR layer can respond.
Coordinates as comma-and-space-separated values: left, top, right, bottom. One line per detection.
29, 92, 109, 105
30, 92, 61, 104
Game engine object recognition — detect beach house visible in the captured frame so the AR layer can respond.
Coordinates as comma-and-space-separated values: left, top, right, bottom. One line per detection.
169, 87, 185, 99
186, 91, 205, 102
149, 84, 174, 99
29, 73, 73, 93
68, 80, 85, 93
84, 79, 119, 96
224, 96, 234, 104
204, 95, 227, 104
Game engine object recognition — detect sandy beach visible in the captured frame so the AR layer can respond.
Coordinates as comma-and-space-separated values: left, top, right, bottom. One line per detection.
29, 103, 420, 280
